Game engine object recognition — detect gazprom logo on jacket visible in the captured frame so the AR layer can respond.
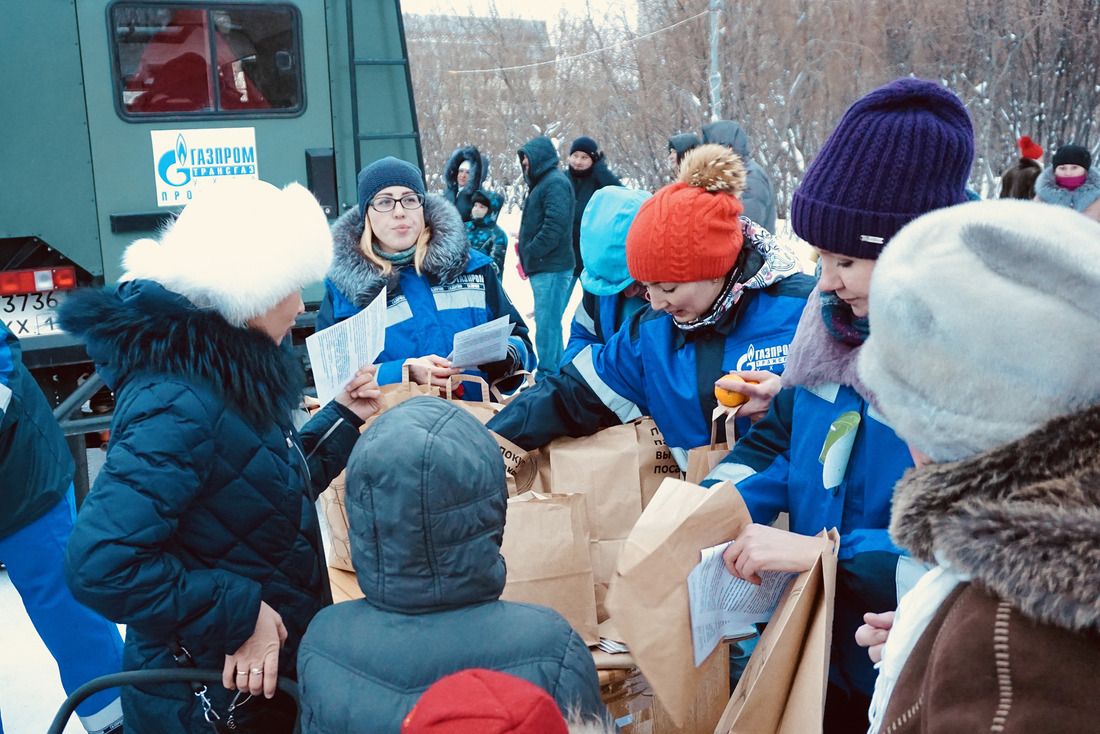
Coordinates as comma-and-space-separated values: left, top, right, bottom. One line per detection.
150, 128, 259, 207
736, 342, 789, 371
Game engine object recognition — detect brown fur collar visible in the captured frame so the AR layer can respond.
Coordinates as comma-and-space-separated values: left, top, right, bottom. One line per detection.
891, 403, 1100, 632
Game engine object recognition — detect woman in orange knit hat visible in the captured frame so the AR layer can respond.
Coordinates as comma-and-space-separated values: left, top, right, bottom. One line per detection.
488, 144, 813, 467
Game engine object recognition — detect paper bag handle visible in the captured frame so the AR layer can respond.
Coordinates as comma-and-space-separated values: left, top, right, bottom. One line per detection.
490, 370, 535, 404
444, 373, 491, 403
710, 406, 739, 448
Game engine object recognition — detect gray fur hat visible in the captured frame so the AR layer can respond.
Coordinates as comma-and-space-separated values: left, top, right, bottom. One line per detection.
858, 199, 1100, 462
122, 179, 332, 326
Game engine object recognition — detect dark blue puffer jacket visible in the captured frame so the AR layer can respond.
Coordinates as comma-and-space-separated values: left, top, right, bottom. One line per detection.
517, 137, 575, 275
297, 397, 609, 733
59, 280, 363, 733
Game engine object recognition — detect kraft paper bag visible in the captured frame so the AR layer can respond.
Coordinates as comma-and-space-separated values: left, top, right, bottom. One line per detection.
444, 373, 503, 424
490, 432, 550, 497
685, 407, 738, 486
714, 529, 840, 734
500, 491, 599, 645
605, 478, 752, 728
547, 418, 681, 620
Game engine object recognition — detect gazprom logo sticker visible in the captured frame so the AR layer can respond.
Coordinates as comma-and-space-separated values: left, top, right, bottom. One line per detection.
736, 342, 790, 371
150, 128, 258, 207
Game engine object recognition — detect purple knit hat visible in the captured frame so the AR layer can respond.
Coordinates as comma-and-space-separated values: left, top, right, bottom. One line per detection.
790, 78, 974, 259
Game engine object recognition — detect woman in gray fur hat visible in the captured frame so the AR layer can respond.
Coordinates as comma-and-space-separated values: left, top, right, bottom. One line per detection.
856, 199, 1100, 733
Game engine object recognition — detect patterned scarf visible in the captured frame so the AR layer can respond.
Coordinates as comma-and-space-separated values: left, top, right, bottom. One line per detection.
820, 290, 869, 345
675, 273, 740, 332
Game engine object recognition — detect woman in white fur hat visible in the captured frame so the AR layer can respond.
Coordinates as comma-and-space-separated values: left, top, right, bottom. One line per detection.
59, 179, 382, 733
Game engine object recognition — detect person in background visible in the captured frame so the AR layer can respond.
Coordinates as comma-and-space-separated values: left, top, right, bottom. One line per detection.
1034, 143, 1100, 222
0, 321, 125, 734
999, 159, 1041, 199
443, 145, 485, 222
318, 157, 534, 396
561, 186, 651, 367
701, 120, 777, 233
60, 179, 382, 733
704, 78, 975, 731
668, 133, 701, 173
856, 199, 1100, 734
400, 669, 616, 734
516, 136, 575, 379
488, 144, 811, 469
297, 399, 611, 733
567, 136, 622, 282
465, 189, 508, 276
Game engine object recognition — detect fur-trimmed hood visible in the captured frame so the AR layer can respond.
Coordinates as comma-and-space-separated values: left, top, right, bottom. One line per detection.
443, 145, 485, 195
890, 402, 1100, 633
1035, 165, 1100, 212
59, 280, 304, 428
327, 193, 469, 308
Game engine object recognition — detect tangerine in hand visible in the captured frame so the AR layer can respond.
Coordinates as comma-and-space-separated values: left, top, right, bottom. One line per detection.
715, 373, 757, 407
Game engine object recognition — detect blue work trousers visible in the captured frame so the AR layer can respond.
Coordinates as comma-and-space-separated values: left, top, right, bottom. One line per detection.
0, 487, 124, 731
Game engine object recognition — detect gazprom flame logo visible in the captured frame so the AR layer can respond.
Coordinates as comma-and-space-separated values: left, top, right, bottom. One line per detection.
157, 134, 191, 187
736, 341, 790, 370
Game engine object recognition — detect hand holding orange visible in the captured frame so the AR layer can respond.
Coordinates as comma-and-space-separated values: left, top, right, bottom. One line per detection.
715, 372, 758, 407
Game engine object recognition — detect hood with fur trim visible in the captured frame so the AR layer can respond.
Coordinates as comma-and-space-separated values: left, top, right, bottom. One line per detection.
59, 279, 304, 428
121, 180, 331, 326
1034, 165, 1100, 212
443, 145, 485, 195
890, 402, 1100, 633
327, 193, 469, 308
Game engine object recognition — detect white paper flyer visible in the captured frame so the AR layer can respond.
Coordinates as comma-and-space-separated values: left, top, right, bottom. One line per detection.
687, 542, 797, 666
306, 289, 386, 405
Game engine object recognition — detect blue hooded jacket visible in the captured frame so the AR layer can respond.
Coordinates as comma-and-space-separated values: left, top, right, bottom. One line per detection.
297, 398, 608, 732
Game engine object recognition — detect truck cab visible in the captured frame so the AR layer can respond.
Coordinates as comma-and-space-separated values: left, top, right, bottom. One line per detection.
0, 0, 421, 491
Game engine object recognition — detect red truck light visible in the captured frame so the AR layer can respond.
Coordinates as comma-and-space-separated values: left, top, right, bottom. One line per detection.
0, 267, 78, 295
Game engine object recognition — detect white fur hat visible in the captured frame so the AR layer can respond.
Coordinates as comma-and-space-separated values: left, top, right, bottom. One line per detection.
122, 179, 332, 325
858, 199, 1100, 462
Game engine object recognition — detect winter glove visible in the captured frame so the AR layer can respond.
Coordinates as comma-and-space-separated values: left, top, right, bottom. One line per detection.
478, 343, 520, 379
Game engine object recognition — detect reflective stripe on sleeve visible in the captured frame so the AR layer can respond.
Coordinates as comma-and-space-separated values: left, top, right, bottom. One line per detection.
704, 460, 757, 487
572, 345, 642, 424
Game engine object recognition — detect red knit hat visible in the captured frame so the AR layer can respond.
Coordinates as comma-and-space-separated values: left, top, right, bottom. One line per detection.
626, 144, 746, 283
401, 669, 568, 734
1018, 135, 1043, 160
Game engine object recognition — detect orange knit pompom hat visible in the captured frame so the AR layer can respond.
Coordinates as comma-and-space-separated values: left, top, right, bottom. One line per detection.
626, 144, 746, 283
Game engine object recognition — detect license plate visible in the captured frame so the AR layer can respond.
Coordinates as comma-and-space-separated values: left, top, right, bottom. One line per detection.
2, 291, 66, 337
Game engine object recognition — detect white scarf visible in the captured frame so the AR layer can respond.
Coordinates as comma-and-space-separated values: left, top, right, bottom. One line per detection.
866, 553, 969, 733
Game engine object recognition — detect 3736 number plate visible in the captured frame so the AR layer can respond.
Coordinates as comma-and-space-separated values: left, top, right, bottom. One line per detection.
3, 291, 65, 337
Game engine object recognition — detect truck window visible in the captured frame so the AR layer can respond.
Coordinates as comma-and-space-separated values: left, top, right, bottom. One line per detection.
110, 3, 303, 118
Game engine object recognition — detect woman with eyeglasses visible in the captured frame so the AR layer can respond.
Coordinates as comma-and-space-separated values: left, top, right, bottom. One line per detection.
318, 157, 534, 395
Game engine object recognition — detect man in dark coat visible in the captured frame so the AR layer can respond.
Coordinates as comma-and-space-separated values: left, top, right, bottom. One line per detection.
297, 398, 610, 733
701, 120, 777, 233
568, 136, 622, 279
443, 145, 485, 222
0, 321, 125, 734
517, 136, 575, 378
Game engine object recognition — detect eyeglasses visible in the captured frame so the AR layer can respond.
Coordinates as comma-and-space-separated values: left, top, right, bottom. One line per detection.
369, 193, 424, 212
